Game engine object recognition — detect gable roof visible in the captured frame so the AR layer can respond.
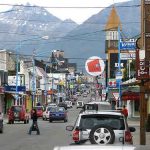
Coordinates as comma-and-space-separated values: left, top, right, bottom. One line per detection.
105, 6, 122, 30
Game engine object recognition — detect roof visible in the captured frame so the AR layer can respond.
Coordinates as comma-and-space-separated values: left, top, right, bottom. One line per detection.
105, 6, 122, 30
80, 111, 122, 116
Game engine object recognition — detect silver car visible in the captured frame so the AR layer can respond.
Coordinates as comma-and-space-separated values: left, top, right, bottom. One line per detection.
66, 111, 135, 145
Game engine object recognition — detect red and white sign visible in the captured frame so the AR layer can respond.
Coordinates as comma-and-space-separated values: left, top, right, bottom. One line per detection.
112, 92, 119, 101
85, 56, 105, 76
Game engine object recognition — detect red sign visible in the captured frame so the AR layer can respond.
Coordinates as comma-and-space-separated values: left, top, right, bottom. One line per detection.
136, 49, 149, 80
87, 59, 101, 72
85, 56, 105, 76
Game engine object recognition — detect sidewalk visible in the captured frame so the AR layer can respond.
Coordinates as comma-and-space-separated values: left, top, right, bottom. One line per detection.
127, 117, 140, 126
128, 117, 150, 145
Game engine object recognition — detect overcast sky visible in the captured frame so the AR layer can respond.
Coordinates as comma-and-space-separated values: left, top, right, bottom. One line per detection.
0, 0, 130, 23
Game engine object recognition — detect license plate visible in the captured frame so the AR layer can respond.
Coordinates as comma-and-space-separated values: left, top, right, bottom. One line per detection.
56, 114, 59, 116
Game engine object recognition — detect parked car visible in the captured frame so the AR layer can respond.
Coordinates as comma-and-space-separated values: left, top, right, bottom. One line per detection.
43, 105, 57, 120
66, 111, 136, 145
76, 101, 84, 109
7, 105, 29, 124
49, 107, 68, 123
32, 106, 44, 118
0, 112, 3, 133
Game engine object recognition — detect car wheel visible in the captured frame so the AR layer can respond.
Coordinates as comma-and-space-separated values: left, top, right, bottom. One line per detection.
24, 120, 27, 124
0, 128, 3, 133
49, 119, 52, 123
89, 125, 115, 144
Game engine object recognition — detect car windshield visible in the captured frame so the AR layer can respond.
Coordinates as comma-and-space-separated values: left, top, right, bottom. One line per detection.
47, 107, 52, 111
79, 114, 125, 130
78, 102, 83, 105
50, 107, 65, 112
11, 106, 22, 112
34, 107, 43, 111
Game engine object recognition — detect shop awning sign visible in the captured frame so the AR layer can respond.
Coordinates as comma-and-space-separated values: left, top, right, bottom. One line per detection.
4, 86, 26, 92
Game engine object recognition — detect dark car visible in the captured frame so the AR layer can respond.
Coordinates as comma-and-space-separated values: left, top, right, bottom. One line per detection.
0, 112, 3, 133
7, 105, 29, 124
58, 102, 67, 110
49, 107, 68, 123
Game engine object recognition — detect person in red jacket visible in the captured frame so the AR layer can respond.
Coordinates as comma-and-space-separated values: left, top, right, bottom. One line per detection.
122, 105, 128, 119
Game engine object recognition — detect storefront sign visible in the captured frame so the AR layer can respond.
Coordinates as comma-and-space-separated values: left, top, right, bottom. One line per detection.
136, 49, 149, 79
4, 86, 26, 92
120, 39, 136, 50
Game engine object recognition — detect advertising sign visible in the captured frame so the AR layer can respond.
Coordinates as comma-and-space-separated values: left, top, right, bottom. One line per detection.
120, 39, 136, 50
85, 56, 105, 76
136, 49, 149, 80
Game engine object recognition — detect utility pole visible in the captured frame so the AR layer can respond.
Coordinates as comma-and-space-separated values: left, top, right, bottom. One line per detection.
140, 0, 148, 145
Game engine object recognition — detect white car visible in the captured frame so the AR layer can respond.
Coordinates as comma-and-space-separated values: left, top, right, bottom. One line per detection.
76, 101, 84, 109
66, 111, 136, 145
65, 101, 73, 108
43, 105, 57, 120
54, 145, 136, 150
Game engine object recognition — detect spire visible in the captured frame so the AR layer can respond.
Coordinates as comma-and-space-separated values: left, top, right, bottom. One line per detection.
105, 6, 122, 30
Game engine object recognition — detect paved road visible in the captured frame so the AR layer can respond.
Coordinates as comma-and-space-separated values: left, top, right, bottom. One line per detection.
0, 95, 150, 150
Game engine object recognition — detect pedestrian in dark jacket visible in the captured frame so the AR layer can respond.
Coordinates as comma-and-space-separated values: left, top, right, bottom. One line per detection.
29, 109, 40, 135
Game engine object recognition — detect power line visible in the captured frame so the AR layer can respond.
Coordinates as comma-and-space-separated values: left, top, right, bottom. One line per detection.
0, 3, 141, 9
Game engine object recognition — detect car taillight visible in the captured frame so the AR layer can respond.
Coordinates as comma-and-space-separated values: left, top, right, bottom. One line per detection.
73, 129, 80, 141
125, 131, 133, 143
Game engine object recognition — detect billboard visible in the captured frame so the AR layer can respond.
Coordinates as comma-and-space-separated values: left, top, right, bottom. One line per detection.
85, 56, 105, 76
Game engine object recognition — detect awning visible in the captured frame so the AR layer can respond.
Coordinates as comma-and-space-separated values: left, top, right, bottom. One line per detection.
121, 91, 140, 101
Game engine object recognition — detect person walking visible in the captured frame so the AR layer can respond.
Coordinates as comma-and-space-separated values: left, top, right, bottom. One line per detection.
29, 109, 40, 135
122, 105, 128, 119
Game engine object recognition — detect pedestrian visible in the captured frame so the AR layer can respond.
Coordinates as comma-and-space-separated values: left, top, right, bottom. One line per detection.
29, 109, 40, 135
122, 105, 128, 119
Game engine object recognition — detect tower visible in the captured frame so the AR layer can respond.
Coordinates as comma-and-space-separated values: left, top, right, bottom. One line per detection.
105, 6, 122, 87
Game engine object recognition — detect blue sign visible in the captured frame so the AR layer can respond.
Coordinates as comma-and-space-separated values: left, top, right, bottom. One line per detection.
120, 39, 136, 50
5, 86, 26, 92
44, 90, 47, 96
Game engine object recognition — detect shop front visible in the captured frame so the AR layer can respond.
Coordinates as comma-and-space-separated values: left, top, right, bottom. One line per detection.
121, 90, 140, 118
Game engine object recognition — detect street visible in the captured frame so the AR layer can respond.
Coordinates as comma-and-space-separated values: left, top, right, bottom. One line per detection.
0, 96, 150, 150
